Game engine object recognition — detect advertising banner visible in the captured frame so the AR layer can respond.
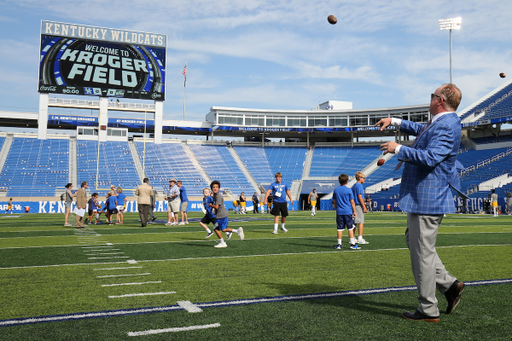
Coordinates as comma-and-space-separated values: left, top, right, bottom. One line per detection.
39, 21, 166, 101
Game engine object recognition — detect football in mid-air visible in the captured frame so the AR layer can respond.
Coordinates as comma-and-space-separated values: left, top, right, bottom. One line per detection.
500, 72, 506, 78
327, 15, 337, 25
377, 159, 385, 166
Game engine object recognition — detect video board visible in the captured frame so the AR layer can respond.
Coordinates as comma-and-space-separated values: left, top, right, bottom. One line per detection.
38, 20, 166, 100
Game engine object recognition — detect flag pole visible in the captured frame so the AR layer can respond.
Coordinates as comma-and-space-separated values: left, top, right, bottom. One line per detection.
183, 60, 187, 121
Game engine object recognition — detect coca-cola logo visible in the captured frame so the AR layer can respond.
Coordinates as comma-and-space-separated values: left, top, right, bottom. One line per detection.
39, 85, 57, 91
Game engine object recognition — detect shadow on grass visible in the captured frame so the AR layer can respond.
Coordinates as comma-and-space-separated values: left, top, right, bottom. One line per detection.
260, 282, 412, 318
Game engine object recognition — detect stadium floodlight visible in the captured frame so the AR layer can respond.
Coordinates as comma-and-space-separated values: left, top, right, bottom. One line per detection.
439, 17, 462, 83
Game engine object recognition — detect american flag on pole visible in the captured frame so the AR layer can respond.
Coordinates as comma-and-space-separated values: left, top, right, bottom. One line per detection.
182, 65, 187, 87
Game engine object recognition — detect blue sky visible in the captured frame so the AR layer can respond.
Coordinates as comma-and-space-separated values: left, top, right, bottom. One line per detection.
1, 0, 511, 123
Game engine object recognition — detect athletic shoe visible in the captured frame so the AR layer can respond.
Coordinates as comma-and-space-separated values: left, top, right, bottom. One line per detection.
178, 222, 185, 225
272, 230, 278, 234
238, 227, 244, 240
185, 221, 189, 225
334, 244, 342, 249
350, 244, 361, 250
205, 231, 214, 239
165, 222, 172, 226
358, 238, 369, 244
170, 222, 177, 226
214, 240, 228, 248
151, 217, 157, 222
64, 223, 71, 227
226, 232, 232, 241
281, 226, 288, 233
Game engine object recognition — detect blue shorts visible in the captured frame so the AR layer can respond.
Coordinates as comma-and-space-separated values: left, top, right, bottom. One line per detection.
214, 217, 229, 231
336, 214, 355, 231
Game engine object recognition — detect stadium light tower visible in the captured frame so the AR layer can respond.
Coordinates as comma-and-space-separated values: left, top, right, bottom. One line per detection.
439, 17, 462, 83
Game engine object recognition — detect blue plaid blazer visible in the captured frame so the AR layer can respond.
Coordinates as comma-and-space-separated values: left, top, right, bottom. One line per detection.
397, 112, 461, 214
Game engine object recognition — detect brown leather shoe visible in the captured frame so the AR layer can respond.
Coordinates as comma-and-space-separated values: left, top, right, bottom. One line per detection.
402, 310, 440, 323
445, 280, 465, 314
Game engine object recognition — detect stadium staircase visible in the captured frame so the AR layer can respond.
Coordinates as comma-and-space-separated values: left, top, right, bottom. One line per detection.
302, 147, 314, 178
128, 140, 145, 182
478, 174, 512, 192
0, 134, 12, 197
365, 177, 402, 194
290, 179, 302, 201
0, 134, 13, 178
182, 142, 212, 186
68, 136, 77, 190
227, 144, 260, 193
290, 147, 315, 199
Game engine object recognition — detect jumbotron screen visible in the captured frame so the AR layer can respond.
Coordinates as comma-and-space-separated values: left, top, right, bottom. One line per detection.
38, 20, 166, 100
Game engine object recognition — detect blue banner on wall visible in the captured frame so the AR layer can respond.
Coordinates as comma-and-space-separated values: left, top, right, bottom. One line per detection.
2, 200, 300, 214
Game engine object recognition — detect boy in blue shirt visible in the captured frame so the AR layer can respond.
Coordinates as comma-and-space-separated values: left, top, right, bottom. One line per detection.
332, 174, 360, 250
105, 192, 118, 226
264, 172, 294, 234
177, 180, 189, 225
116, 187, 126, 225
200, 187, 215, 239
352, 171, 369, 244
209, 180, 244, 248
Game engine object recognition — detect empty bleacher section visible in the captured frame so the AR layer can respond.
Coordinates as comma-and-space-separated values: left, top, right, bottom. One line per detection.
264, 146, 307, 181
1, 132, 512, 214
459, 148, 512, 194
76, 141, 140, 195
457, 147, 509, 173
471, 134, 512, 145
310, 146, 383, 177
188, 144, 253, 194
233, 145, 274, 185
459, 81, 512, 123
135, 142, 208, 195
0, 137, 68, 197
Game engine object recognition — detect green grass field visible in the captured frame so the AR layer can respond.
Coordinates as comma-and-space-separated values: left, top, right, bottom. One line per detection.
0, 211, 511, 340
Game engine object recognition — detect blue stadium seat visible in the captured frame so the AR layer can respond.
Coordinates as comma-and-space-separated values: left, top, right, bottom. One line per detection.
1, 137, 69, 196
77, 140, 140, 196
135, 142, 208, 196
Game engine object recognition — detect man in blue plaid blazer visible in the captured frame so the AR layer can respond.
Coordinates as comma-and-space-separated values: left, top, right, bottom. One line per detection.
375, 83, 465, 322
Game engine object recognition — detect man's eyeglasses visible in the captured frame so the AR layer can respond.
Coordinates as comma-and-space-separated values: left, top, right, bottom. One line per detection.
431, 93, 442, 100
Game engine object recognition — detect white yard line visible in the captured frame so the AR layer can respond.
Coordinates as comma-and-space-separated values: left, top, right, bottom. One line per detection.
109, 291, 175, 298
86, 251, 124, 256
102, 281, 162, 287
127, 323, 221, 336
97, 273, 151, 278
93, 266, 143, 271
84, 249, 119, 252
